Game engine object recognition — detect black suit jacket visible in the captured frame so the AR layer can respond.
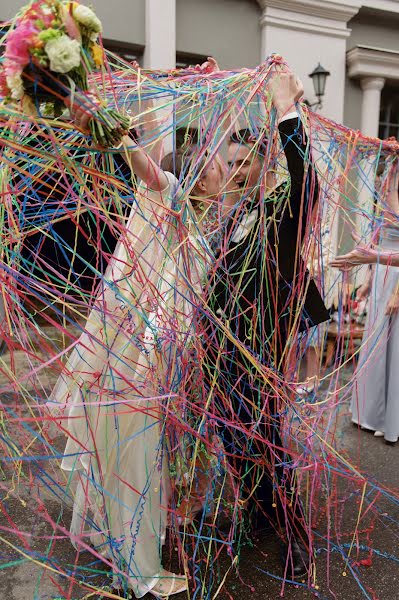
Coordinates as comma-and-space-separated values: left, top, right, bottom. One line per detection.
207, 116, 329, 363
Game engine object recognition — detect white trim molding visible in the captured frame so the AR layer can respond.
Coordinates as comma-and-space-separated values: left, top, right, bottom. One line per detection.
361, 0, 399, 14
360, 76, 385, 137
258, 0, 361, 39
257, 0, 361, 23
347, 45, 399, 80
260, 14, 350, 39
360, 76, 385, 93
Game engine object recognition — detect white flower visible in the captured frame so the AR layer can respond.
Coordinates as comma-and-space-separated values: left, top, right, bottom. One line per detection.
45, 35, 81, 73
6, 72, 24, 100
73, 5, 102, 34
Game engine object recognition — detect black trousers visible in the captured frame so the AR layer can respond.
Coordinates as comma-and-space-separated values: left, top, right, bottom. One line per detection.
202, 339, 308, 542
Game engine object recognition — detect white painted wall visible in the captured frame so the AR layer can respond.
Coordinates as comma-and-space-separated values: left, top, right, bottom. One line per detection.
262, 25, 347, 122
258, 1, 361, 123
1, 0, 397, 125
344, 78, 363, 130
344, 10, 399, 129
0, 0, 24, 21
349, 11, 399, 52
0, 0, 146, 46
176, 0, 261, 69
92, 0, 145, 46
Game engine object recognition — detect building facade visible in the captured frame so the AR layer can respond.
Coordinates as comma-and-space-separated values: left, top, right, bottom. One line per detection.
1, 0, 398, 267
1, 0, 399, 137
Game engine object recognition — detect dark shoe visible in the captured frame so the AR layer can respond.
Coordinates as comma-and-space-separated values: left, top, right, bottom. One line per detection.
279, 534, 312, 581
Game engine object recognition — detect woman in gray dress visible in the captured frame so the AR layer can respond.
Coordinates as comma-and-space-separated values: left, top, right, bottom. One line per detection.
350, 168, 399, 444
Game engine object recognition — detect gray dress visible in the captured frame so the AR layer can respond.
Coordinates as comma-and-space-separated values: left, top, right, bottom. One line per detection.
351, 225, 399, 443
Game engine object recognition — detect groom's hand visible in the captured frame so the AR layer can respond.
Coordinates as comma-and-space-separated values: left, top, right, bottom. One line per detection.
270, 70, 304, 120
199, 57, 220, 74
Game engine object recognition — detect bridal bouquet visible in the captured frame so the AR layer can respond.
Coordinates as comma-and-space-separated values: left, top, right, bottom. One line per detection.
0, 0, 130, 146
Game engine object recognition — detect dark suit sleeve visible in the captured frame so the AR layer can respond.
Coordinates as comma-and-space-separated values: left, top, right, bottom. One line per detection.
278, 115, 319, 239
275, 116, 329, 329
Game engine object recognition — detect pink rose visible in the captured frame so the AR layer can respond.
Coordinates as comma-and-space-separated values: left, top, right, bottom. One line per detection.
23, 2, 55, 28
5, 20, 40, 67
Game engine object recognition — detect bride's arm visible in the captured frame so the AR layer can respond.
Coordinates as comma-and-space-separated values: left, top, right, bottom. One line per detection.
132, 94, 164, 165
68, 94, 169, 192
114, 134, 169, 191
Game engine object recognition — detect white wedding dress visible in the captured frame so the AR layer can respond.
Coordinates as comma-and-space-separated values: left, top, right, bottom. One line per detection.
50, 172, 209, 597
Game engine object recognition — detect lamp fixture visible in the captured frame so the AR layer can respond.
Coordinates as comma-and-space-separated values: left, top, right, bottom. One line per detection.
306, 63, 330, 109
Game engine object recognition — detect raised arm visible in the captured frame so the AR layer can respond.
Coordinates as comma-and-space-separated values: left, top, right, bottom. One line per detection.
271, 72, 319, 237
115, 134, 169, 191
133, 95, 165, 165
67, 93, 169, 192
266, 71, 319, 247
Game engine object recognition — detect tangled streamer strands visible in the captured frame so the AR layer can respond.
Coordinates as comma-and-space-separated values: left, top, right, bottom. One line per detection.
1, 33, 399, 600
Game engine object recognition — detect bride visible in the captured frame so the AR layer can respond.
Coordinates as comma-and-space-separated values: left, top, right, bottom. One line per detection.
50, 93, 228, 598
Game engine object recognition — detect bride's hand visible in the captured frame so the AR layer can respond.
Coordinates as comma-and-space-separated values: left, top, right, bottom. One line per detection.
65, 91, 100, 132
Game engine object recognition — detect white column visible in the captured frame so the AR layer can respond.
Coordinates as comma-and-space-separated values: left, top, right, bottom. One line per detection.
143, 0, 176, 154
260, 11, 268, 65
360, 77, 385, 138
354, 77, 385, 283
144, 0, 176, 69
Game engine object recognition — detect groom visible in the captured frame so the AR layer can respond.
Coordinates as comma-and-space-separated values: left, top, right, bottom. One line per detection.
203, 71, 329, 579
